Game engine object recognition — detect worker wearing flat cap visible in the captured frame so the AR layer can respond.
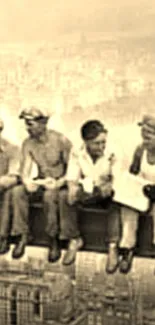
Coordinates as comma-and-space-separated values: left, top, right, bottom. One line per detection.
118, 114, 155, 273
59, 119, 120, 271
0, 119, 21, 255
11, 107, 72, 262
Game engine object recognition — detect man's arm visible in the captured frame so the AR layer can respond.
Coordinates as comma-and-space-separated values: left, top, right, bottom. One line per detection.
0, 144, 21, 190
54, 134, 73, 189
61, 134, 72, 166
20, 140, 34, 181
34, 135, 72, 190
129, 144, 144, 175
19, 140, 39, 192
66, 148, 81, 183
66, 147, 82, 204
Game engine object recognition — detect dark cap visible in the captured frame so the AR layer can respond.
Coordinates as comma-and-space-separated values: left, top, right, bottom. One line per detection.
138, 114, 155, 129
19, 107, 49, 123
81, 120, 107, 141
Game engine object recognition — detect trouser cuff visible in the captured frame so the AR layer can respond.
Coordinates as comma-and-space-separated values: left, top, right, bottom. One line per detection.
59, 231, 80, 240
119, 242, 136, 249
106, 236, 119, 244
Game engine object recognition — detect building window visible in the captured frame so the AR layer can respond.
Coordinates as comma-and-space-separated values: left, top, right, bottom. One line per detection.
34, 290, 40, 317
10, 289, 17, 325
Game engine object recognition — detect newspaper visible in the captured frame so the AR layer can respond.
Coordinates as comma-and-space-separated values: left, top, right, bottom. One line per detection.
113, 172, 150, 212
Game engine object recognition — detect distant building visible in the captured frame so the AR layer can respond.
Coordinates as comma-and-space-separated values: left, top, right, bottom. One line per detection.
75, 252, 138, 325
0, 255, 86, 325
0, 271, 87, 325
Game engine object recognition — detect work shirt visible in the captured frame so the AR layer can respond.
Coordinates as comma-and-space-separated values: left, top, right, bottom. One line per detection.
20, 130, 72, 179
0, 138, 20, 177
66, 143, 115, 187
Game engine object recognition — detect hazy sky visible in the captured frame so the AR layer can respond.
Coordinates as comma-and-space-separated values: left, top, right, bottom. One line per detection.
0, 0, 154, 41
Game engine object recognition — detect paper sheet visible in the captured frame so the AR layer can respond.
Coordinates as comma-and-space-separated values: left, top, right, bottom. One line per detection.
113, 172, 150, 212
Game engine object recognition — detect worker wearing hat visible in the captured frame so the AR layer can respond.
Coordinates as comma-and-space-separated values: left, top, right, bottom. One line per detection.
11, 107, 72, 262
0, 119, 21, 255
119, 114, 155, 273
59, 119, 120, 272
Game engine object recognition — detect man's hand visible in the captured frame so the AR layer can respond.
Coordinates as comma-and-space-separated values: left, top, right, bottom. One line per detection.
44, 178, 57, 190
79, 177, 94, 194
34, 177, 57, 190
99, 182, 113, 198
96, 175, 113, 198
55, 176, 66, 189
0, 175, 18, 190
23, 179, 40, 193
143, 184, 155, 201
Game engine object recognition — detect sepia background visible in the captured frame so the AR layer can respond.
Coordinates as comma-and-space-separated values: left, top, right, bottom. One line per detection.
0, 0, 155, 164
0, 2, 155, 323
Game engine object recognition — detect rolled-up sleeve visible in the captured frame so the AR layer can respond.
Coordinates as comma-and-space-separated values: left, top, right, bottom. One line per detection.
66, 148, 81, 183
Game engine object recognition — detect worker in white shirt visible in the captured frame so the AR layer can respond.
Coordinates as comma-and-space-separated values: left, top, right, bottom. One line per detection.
118, 114, 155, 274
59, 119, 120, 273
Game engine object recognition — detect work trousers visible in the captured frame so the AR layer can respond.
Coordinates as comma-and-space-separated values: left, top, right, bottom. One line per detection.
120, 204, 155, 249
10, 185, 63, 238
59, 190, 120, 243
4, 185, 80, 240
0, 185, 120, 244
0, 188, 13, 237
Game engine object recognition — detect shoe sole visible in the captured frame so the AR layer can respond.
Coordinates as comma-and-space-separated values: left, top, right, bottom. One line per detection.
119, 265, 131, 274
106, 262, 119, 274
48, 252, 61, 263
0, 247, 10, 255
12, 249, 25, 259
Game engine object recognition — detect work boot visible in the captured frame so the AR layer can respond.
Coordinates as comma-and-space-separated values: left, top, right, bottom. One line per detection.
119, 248, 134, 274
0, 237, 10, 255
106, 243, 119, 274
62, 237, 83, 266
12, 234, 27, 259
48, 237, 61, 263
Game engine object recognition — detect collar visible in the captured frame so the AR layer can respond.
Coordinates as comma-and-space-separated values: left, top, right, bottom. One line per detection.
80, 143, 114, 163
81, 144, 105, 163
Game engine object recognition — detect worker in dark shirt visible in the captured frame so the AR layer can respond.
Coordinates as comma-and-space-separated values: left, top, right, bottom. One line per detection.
11, 107, 72, 262
0, 119, 21, 255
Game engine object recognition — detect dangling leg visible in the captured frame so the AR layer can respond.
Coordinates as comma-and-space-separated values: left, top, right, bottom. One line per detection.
11, 185, 30, 259
43, 189, 61, 263
0, 189, 13, 254
119, 206, 139, 273
105, 202, 120, 274
59, 189, 83, 266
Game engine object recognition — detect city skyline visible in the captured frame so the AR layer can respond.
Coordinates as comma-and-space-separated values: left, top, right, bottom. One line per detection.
0, 0, 155, 41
